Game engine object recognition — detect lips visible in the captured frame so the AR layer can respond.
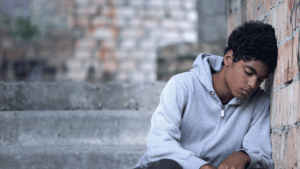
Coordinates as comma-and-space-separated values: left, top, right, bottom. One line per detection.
242, 89, 251, 96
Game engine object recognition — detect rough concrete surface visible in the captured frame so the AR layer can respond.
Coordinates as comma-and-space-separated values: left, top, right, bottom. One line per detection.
0, 110, 153, 147
0, 81, 166, 111
0, 81, 163, 168
0, 145, 146, 169
0, 110, 152, 169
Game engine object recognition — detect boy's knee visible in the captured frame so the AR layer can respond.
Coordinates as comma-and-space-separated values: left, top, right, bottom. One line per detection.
146, 159, 182, 169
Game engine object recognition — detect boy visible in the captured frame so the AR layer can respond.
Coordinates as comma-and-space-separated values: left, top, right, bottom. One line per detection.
134, 21, 278, 169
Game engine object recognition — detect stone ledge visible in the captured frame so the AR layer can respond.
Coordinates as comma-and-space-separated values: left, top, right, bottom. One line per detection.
0, 81, 167, 111
0, 110, 153, 147
0, 145, 146, 169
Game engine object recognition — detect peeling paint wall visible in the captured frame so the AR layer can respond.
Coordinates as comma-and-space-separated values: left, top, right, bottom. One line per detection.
227, 0, 300, 168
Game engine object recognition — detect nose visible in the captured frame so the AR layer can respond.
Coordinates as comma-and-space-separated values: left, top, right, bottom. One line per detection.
247, 76, 259, 90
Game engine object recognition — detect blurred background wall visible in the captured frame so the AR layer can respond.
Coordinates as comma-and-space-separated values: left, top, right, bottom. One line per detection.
0, 0, 227, 83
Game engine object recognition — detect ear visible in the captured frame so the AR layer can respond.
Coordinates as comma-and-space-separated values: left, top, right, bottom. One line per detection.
223, 50, 234, 66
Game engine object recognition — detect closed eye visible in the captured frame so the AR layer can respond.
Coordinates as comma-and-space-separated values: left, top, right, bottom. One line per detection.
244, 70, 252, 75
245, 70, 264, 82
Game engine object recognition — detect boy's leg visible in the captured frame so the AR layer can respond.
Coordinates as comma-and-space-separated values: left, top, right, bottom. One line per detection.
145, 159, 183, 169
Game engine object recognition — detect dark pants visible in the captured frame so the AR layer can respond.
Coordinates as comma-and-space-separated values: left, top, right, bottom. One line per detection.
145, 159, 183, 169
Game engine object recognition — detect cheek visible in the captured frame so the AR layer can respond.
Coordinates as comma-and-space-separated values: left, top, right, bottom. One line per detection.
229, 69, 246, 87
226, 70, 240, 91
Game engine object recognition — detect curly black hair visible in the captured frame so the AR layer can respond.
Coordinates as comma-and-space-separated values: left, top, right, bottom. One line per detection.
224, 20, 278, 74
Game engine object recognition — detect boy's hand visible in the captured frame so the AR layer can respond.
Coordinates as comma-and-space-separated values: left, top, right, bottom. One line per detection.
217, 151, 250, 169
200, 164, 217, 169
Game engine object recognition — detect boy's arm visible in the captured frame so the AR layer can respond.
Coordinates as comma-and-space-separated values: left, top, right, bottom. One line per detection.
217, 151, 250, 169
201, 164, 217, 169
226, 93, 273, 169
147, 76, 210, 169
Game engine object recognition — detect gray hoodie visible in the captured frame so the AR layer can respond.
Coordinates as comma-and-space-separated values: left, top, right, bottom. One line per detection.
134, 53, 273, 169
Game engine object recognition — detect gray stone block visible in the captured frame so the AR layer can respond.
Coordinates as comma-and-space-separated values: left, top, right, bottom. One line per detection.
0, 81, 166, 111
200, 0, 226, 15
0, 110, 153, 147
202, 15, 227, 42
0, 145, 146, 169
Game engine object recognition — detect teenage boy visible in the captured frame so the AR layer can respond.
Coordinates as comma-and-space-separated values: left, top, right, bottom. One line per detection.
134, 20, 278, 169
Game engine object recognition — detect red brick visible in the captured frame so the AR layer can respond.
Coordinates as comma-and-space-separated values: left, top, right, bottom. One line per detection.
261, 0, 281, 15
93, 0, 105, 6
93, 17, 108, 27
104, 61, 118, 72
276, 89, 283, 127
227, 0, 243, 37
2, 37, 13, 48
263, 0, 283, 35
0, 49, 24, 60
75, 16, 89, 27
298, 126, 300, 167
246, 0, 261, 21
270, 90, 277, 128
290, 82, 299, 125
294, 81, 300, 123
292, 32, 299, 78
267, 8, 274, 26
285, 127, 298, 169
25, 45, 36, 58
227, 13, 243, 38
271, 133, 285, 168
290, 0, 300, 32
283, 84, 294, 126
281, 86, 288, 126
259, 0, 269, 18
275, 40, 293, 87
274, 81, 299, 126
162, 20, 178, 29
270, 81, 300, 128
227, 14, 236, 38
273, 59, 281, 88
273, 31, 300, 88
276, 0, 294, 42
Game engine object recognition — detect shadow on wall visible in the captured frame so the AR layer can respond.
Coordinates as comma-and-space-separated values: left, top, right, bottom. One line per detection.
0, 51, 58, 82
289, 0, 300, 72
298, 31, 300, 73
13, 59, 57, 82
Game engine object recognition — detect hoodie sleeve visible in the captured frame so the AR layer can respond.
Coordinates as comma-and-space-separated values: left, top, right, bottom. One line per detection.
239, 93, 274, 169
146, 76, 210, 169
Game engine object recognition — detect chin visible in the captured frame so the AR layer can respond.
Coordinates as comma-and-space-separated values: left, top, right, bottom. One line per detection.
234, 92, 248, 99
237, 95, 247, 100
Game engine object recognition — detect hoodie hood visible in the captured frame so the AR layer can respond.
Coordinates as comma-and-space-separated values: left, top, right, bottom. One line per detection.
190, 53, 223, 93
190, 53, 245, 105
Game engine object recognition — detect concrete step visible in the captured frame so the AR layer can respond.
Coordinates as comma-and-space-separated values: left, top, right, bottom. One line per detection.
0, 81, 166, 111
0, 110, 153, 147
0, 145, 146, 169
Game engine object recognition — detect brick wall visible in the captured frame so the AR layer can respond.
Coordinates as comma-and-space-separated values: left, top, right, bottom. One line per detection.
227, 0, 300, 168
65, 0, 199, 83
0, 0, 227, 83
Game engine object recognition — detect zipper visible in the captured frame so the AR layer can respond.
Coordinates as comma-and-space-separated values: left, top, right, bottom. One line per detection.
221, 105, 225, 117
199, 104, 226, 158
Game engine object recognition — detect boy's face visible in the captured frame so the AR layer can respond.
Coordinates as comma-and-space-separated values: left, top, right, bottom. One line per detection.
225, 54, 269, 99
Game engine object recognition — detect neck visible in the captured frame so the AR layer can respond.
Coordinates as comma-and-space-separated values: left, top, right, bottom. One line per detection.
212, 68, 234, 103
